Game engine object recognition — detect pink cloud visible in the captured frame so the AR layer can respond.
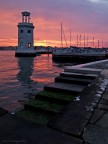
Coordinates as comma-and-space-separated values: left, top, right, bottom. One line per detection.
0, 0, 108, 46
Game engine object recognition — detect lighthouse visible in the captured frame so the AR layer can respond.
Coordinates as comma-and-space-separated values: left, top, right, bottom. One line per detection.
15, 11, 36, 57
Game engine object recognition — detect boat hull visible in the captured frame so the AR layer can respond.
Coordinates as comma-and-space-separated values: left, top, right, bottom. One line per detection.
52, 54, 108, 63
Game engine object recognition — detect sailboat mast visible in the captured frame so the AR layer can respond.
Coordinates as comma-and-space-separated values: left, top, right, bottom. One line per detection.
61, 22, 63, 48
93, 37, 94, 48
87, 37, 88, 47
70, 29, 71, 47
84, 35, 85, 48
80, 34, 81, 47
77, 34, 78, 47
106, 42, 107, 48
98, 40, 100, 48
102, 40, 103, 48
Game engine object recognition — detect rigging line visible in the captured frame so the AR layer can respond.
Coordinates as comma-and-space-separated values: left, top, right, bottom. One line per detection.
70, 29, 71, 47
62, 25, 68, 47
61, 22, 63, 48
62, 24, 68, 47
77, 34, 78, 47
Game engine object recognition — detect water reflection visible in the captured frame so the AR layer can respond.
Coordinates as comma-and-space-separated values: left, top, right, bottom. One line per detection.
17, 57, 35, 85
0, 52, 64, 111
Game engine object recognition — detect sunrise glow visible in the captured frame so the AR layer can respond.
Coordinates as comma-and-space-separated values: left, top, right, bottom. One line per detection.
0, 0, 108, 47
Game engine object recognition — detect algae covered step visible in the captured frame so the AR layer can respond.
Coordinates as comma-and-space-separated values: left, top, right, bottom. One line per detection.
55, 76, 92, 85
36, 90, 75, 104
16, 109, 52, 126
44, 82, 86, 94
24, 99, 65, 114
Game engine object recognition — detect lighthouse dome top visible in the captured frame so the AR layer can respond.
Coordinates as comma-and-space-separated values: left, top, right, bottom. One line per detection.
22, 11, 30, 16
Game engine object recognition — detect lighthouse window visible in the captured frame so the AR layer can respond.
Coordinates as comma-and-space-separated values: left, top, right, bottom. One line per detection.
28, 43, 31, 48
28, 30, 31, 33
20, 30, 23, 33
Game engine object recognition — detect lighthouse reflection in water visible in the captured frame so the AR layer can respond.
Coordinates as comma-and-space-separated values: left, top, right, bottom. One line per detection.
17, 57, 34, 85
17, 57, 36, 98
0, 51, 64, 111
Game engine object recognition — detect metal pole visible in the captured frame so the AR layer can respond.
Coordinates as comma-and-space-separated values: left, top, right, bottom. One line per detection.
61, 22, 63, 48
98, 40, 99, 48
93, 37, 94, 48
70, 29, 71, 47
77, 34, 78, 47
87, 37, 88, 47
84, 35, 85, 48
80, 34, 81, 47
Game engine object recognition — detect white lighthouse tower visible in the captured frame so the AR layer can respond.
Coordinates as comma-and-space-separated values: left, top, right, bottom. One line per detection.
15, 11, 36, 57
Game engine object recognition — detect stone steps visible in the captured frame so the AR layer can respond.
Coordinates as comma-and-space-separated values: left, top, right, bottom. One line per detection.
55, 76, 92, 85
60, 72, 98, 80
36, 90, 74, 104
44, 82, 86, 94
17, 109, 52, 126
64, 67, 102, 75
24, 99, 65, 115
17, 67, 101, 127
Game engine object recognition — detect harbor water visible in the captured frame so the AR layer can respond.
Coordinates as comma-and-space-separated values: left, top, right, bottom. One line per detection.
0, 50, 77, 112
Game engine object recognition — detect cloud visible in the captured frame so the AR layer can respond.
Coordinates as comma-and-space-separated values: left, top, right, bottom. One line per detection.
87, 0, 108, 4
0, 0, 108, 46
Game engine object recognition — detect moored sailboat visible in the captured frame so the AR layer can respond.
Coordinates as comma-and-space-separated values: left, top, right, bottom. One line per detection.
52, 24, 108, 63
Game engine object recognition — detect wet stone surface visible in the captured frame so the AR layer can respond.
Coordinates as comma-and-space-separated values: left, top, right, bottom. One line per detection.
99, 99, 108, 105
98, 104, 108, 110
64, 67, 102, 75
48, 103, 91, 136
45, 82, 85, 94
0, 108, 8, 116
83, 124, 108, 144
96, 113, 108, 129
0, 114, 83, 144
90, 109, 105, 124
48, 78, 102, 136
102, 88, 108, 100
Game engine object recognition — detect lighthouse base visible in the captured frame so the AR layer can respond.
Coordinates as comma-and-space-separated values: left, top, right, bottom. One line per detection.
15, 52, 36, 57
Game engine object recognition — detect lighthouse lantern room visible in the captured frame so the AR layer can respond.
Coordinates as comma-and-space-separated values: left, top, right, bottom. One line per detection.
15, 11, 36, 57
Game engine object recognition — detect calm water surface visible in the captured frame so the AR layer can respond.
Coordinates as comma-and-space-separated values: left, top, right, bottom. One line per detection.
0, 50, 75, 112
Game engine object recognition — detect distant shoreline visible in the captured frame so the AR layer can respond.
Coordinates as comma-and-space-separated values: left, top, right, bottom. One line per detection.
0, 47, 16, 50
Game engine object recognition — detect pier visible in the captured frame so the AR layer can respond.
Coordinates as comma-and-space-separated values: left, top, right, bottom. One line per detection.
1, 60, 108, 143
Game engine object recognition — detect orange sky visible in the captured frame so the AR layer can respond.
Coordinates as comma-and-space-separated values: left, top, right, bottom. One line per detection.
0, 0, 108, 47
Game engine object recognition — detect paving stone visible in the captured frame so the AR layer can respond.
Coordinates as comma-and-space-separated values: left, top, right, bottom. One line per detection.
98, 104, 108, 110
0, 114, 83, 144
74, 83, 102, 108
48, 103, 90, 136
83, 124, 108, 144
96, 113, 108, 129
102, 88, 108, 100
90, 109, 105, 124
84, 61, 108, 70
99, 99, 108, 105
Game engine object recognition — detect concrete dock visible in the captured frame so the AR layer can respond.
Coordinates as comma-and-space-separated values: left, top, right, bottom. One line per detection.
1, 59, 108, 144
